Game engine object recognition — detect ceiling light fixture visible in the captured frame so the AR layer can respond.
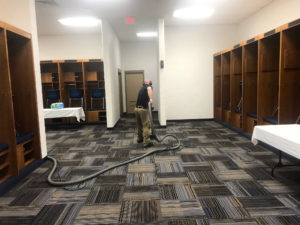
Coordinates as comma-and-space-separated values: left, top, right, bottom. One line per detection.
173, 7, 214, 20
136, 32, 158, 38
58, 17, 100, 27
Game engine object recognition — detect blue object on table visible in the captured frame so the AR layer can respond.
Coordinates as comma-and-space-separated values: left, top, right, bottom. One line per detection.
51, 102, 64, 109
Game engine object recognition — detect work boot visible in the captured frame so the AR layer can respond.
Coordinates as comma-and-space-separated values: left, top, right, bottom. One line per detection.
144, 142, 154, 148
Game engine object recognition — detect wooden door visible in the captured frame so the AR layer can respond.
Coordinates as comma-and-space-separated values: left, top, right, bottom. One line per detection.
125, 71, 144, 114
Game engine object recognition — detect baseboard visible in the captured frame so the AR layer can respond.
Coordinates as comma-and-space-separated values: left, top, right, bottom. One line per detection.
214, 119, 251, 139
0, 159, 45, 197
167, 118, 214, 123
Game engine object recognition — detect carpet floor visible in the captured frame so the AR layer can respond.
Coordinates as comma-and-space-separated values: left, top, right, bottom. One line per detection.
0, 116, 300, 225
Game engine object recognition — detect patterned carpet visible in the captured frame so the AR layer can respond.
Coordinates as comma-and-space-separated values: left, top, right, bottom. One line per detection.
0, 115, 300, 225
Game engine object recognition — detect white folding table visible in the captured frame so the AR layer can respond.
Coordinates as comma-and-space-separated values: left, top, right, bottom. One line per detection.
44, 107, 85, 122
252, 124, 300, 175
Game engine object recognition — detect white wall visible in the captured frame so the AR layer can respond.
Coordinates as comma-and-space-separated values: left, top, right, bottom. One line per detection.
38, 34, 102, 60
102, 21, 122, 128
121, 41, 158, 111
0, 0, 31, 33
165, 25, 238, 120
0, 0, 47, 158
157, 19, 167, 126
238, 0, 300, 42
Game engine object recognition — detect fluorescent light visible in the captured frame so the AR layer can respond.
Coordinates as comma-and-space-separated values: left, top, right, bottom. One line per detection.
136, 32, 157, 38
58, 17, 100, 27
173, 7, 214, 20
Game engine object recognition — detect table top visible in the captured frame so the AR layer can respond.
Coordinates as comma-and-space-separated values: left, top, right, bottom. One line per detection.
44, 107, 85, 122
252, 124, 300, 159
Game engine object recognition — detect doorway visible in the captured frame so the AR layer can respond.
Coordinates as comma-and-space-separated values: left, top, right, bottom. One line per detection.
125, 71, 144, 114
118, 71, 123, 116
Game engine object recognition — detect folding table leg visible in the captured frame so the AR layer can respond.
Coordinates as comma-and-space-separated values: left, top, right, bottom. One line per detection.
271, 151, 282, 176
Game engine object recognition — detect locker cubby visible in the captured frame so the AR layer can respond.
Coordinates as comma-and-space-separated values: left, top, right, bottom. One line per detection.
230, 47, 243, 129
214, 19, 300, 134
279, 24, 300, 124
243, 41, 258, 133
258, 33, 280, 125
41, 62, 60, 108
40, 60, 106, 123
0, 22, 41, 183
60, 62, 84, 108
214, 55, 222, 120
221, 52, 231, 124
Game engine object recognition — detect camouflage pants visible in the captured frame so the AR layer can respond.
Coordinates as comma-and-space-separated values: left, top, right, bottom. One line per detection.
134, 107, 151, 146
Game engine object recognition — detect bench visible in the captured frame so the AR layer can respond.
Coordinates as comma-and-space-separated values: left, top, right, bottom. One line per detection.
16, 133, 34, 168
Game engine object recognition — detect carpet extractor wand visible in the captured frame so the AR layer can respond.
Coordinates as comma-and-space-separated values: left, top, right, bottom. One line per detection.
46, 102, 183, 187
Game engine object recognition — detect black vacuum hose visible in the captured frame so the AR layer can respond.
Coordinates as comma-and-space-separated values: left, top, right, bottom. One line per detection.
47, 103, 183, 187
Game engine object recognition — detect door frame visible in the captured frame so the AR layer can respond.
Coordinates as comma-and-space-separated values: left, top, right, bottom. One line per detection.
118, 69, 124, 116
125, 70, 144, 113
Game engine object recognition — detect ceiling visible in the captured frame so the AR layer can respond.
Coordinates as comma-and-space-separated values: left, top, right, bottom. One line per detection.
35, 0, 274, 42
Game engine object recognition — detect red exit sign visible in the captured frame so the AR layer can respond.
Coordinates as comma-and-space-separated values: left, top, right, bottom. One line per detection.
126, 17, 134, 24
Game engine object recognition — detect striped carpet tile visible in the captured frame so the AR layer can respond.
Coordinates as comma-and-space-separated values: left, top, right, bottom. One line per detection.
275, 194, 300, 208
256, 216, 300, 225
187, 171, 221, 184
85, 185, 124, 204
167, 218, 209, 225
181, 154, 204, 163
131, 156, 154, 164
157, 172, 187, 178
9, 189, 43, 206
95, 175, 127, 185
216, 141, 237, 148
245, 168, 274, 180
128, 164, 156, 173
31, 203, 82, 225
91, 158, 105, 166
209, 220, 258, 225
183, 165, 213, 172
159, 184, 196, 200
210, 160, 239, 170
126, 173, 156, 186
238, 196, 284, 208
215, 170, 253, 181
156, 161, 185, 173
160, 200, 205, 218
199, 197, 249, 219
74, 204, 121, 224
0, 216, 34, 225
193, 185, 232, 197
203, 155, 231, 161
198, 147, 222, 156
119, 200, 161, 223
225, 181, 271, 197
101, 165, 128, 176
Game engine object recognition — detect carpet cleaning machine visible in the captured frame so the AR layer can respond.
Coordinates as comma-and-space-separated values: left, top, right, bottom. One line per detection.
47, 102, 183, 188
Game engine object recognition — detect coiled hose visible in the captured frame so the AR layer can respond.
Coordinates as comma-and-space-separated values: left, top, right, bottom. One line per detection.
47, 103, 183, 187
